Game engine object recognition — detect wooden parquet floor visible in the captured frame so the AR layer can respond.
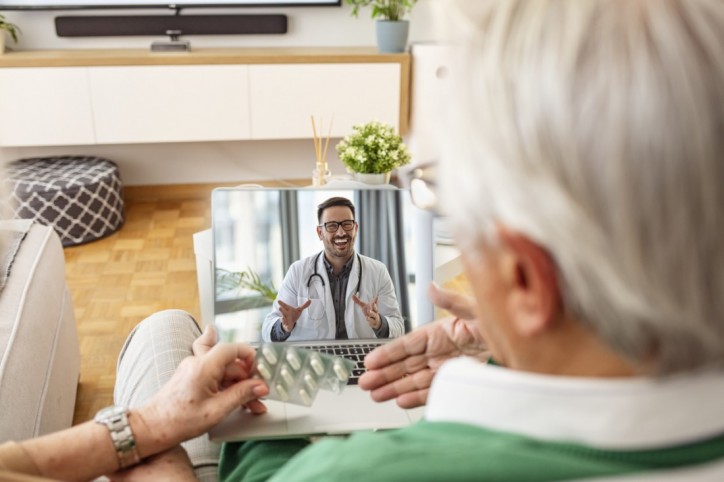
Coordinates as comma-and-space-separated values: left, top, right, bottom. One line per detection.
66, 193, 210, 425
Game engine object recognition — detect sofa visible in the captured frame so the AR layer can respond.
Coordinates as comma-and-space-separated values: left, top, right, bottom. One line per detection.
0, 221, 80, 442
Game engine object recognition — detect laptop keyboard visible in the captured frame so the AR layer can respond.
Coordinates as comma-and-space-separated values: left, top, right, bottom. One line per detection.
301, 344, 379, 385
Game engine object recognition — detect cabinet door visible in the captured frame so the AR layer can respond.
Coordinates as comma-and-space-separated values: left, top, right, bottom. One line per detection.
0, 67, 95, 147
249, 63, 401, 140
89, 65, 251, 144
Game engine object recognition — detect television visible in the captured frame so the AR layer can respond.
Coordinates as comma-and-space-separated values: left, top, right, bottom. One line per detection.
0, 0, 339, 11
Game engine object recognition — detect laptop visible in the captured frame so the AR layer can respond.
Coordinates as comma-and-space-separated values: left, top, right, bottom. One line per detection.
208, 185, 433, 442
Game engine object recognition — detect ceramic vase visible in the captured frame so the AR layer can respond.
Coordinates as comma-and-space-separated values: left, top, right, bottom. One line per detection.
376, 20, 410, 54
354, 172, 391, 185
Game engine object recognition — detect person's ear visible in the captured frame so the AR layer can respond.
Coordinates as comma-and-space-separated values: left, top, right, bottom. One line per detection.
316, 225, 323, 239
497, 227, 562, 338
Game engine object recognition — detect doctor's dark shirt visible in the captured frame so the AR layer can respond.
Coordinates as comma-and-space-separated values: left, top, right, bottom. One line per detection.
271, 254, 389, 341
325, 255, 353, 340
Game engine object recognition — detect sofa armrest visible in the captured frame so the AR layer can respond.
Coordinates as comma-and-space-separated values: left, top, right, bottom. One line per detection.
0, 223, 80, 442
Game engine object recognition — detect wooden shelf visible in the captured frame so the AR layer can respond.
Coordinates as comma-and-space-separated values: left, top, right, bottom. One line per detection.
0, 47, 409, 68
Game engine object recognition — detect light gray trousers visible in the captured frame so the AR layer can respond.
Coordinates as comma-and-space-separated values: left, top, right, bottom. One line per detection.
114, 309, 220, 482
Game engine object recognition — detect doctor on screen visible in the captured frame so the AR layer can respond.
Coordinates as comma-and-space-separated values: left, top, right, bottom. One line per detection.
262, 196, 404, 342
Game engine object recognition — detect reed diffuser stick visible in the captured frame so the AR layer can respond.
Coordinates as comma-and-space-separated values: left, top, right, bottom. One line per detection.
320, 114, 334, 169
310, 115, 321, 163
311, 115, 333, 186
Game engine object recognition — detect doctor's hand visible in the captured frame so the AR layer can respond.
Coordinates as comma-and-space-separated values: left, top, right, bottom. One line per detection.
278, 299, 312, 333
352, 295, 381, 330
358, 284, 489, 409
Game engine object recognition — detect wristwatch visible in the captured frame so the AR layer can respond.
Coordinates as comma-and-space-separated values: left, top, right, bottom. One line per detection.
94, 405, 141, 470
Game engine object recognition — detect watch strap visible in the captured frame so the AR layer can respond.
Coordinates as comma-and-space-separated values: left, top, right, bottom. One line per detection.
95, 406, 141, 469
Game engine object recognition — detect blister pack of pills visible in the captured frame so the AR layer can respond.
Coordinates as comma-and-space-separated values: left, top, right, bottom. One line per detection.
255, 343, 355, 406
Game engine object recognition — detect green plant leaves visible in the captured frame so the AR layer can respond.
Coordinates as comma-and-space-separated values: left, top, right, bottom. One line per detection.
216, 267, 277, 303
344, 0, 418, 21
335, 120, 412, 174
0, 14, 21, 44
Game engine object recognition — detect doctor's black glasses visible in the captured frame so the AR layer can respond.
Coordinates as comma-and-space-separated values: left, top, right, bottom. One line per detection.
319, 220, 356, 233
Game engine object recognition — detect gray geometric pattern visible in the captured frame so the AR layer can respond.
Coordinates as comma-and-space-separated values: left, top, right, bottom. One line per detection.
4, 156, 125, 247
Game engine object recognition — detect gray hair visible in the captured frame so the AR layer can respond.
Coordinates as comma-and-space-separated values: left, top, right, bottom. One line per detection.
439, 0, 724, 374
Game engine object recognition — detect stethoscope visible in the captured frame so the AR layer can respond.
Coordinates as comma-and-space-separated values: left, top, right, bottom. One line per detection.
307, 251, 362, 297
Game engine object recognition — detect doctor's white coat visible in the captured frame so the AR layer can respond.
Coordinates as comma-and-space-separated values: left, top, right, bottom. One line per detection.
262, 252, 404, 341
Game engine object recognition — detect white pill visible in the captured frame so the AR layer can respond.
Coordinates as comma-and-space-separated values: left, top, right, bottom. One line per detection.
299, 388, 312, 405
280, 366, 294, 386
304, 372, 318, 391
309, 354, 325, 376
286, 350, 302, 371
333, 360, 349, 381
275, 383, 289, 401
256, 361, 272, 380
262, 345, 278, 365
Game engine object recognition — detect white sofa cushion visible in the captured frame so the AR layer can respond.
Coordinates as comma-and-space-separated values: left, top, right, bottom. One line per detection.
0, 222, 80, 442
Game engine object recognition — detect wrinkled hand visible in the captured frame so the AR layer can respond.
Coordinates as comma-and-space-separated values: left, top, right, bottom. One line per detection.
192, 325, 267, 414
107, 446, 195, 482
358, 283, 488, 409
352, 295, 380, 329
278, 299, 312, 333
135, 327, 270, 453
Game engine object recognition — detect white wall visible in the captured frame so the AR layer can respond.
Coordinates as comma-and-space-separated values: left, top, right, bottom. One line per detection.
0, 2, 437, 185
1, 139, 356, 185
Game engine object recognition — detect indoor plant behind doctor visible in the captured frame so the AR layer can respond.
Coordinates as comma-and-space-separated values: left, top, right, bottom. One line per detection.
262, 197, 404, 342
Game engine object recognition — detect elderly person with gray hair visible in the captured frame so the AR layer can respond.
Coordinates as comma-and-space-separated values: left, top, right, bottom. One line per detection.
220, 0, 724, 480
1, 0, 722, 480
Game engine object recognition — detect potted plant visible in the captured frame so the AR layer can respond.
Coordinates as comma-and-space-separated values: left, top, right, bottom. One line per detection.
346, 0, 418, 53
336, 120, 412, 184
0, 14, 20, 55
216, 267, 277, 309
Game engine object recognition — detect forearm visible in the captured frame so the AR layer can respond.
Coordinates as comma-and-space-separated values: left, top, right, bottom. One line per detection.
108, 446, 197, 482
20, 407, 170, 481
21, 419, 122, 480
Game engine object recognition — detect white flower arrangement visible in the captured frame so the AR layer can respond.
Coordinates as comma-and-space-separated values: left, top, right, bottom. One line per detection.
335, 121, 411, 174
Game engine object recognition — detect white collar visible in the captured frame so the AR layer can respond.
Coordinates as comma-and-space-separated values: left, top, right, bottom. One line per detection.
425, 357, 724, 450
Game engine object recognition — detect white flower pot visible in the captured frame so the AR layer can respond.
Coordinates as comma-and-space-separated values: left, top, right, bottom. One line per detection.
354, 172, 391, 185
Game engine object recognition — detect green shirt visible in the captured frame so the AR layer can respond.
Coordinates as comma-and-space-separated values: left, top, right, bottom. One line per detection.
220, 358, 724, 481
220, 421, 724, 482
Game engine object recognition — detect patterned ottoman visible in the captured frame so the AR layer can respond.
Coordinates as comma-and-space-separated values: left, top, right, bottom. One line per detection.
5, 156, 125, 247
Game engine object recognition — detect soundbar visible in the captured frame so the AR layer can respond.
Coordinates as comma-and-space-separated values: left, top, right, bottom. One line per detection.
55, 14, 288, 37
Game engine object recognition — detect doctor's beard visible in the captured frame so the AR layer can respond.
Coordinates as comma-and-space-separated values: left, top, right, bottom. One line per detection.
324, 234, 355, 260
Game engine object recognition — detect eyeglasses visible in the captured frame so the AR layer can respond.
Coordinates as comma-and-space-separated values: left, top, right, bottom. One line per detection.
320, 220, 356, 233
407, 161, 439, 214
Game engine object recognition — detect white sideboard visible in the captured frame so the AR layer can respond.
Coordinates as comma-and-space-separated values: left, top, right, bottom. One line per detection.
0, 67, 96, 146
248, 63, 400, 140
0, 48, 410, 148
89, 65, 252, 144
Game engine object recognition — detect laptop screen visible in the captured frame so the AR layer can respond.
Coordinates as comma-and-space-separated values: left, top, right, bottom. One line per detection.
211, 187, 434, 344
